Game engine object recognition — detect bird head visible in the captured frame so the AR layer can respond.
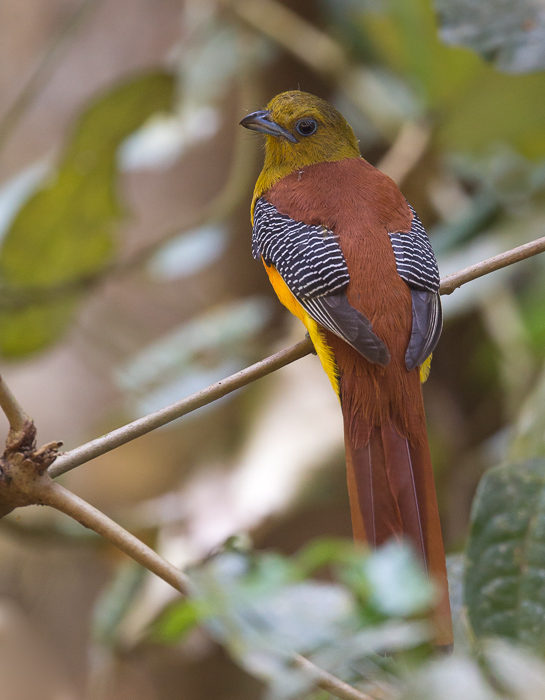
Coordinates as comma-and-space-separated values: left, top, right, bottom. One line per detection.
240, 91, 360, 176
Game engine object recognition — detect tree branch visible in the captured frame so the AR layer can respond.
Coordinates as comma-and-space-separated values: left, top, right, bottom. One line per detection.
49, 339, 311, 478
439, 236, 545, 295
0, 380, 190, 592
42, 479, 377, 700
0, 374, 29, 433
294, 654, 377, 700
39, 480, 190, 594
49, 235, 545, 478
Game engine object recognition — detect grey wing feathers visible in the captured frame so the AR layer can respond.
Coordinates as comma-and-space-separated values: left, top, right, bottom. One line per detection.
302, 293, 390, 366
253, 198, 389, 366
405, 290, 442, 371
389, 204, 442, 370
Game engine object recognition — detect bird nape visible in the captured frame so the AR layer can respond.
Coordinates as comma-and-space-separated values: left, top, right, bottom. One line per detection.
240, 90, 452, 649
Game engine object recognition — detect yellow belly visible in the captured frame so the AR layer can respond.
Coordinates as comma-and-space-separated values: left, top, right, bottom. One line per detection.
264, 262, 340, 395
264, 260, 431, 388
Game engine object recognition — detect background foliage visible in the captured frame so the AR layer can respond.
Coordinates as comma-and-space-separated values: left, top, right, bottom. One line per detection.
2, 0, 545, 698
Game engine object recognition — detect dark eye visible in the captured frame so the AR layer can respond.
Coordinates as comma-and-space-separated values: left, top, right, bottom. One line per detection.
295, 119, 317, 136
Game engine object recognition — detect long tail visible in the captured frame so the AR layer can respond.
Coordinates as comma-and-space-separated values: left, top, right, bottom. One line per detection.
345, 419, 453, 648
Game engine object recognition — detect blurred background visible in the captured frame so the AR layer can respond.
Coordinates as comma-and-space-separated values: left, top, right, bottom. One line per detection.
1, 0, 545, 697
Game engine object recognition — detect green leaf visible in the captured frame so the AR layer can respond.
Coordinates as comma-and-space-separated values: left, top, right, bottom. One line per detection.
438, 70, 545, 158
0, 70, 175, 358
150, 599, 207, 644
0, 298, 78, 358
293, 537, 366, 576
149, 542, 437, 699
465, 458, 545, 650
185, 550, 357, 700
435, 0, 545, 74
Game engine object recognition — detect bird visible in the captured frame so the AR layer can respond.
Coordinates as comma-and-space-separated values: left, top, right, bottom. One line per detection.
240, 90, 452, 649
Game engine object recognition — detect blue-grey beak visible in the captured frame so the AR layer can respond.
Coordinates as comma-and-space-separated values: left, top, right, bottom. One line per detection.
239, 110, 298, 143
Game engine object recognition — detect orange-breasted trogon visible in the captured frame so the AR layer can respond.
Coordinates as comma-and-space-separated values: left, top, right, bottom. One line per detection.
240, 90, 452, 648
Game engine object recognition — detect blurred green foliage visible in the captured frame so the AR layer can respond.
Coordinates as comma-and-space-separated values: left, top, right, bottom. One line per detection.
436, 0, 545, 74
151, 539, 434, 699
326, 0, 545, 156
0, 71, 175, 357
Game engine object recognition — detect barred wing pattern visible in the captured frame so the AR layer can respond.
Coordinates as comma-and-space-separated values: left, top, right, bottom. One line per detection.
388, 204, 442, 371
253, 198, 390, 366
388, 205, 440, 293
253, 198, 350, 298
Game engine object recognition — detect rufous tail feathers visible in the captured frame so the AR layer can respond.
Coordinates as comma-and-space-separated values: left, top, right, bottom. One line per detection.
344, 419, 453, 648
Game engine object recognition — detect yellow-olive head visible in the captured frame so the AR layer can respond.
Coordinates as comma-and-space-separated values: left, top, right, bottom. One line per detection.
240, 91, 360, 184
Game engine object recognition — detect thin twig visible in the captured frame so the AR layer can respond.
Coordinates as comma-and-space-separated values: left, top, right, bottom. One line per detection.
0, 374, 28, 432
49, 236, 545, 478
294, 654, 377, 700
40, 479, 190, 593
0, 0, 104, 154
439, 236, 545, 295
49, 339, 312, 477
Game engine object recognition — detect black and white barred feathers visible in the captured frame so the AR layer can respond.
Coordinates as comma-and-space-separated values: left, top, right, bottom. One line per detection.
252, 197, 350, 298
388, 204, 442, 370
388, 205, 440, 293
252, 197, 442, 370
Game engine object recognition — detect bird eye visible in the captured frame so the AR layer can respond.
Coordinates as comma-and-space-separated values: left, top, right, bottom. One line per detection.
295, 119, 317, 136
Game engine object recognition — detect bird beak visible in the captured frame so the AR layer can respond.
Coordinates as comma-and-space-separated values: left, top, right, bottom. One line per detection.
239, 110, 298, 143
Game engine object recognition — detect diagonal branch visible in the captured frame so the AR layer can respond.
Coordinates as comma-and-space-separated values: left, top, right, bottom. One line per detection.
439, 235, 545, 295
49, 339, 311, 477
40, 479, 191, 594
43, 481, 376, 700
49, 235, 545, 478
294, 655, 377, 700
0, 379, 191, 595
